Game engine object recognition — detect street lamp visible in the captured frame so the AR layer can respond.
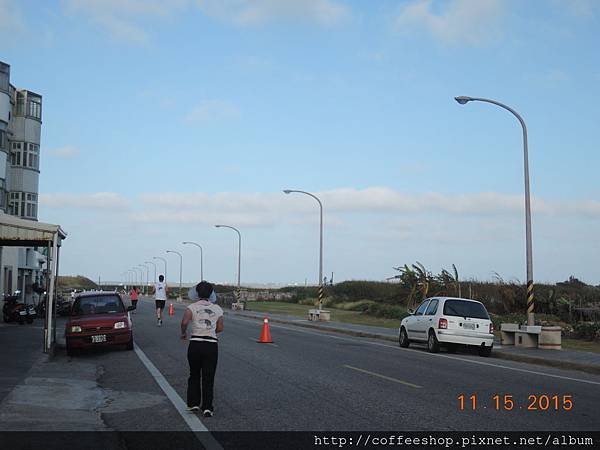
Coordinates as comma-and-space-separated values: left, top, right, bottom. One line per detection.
145, 260, 157, 284
182, 241, 204, 281
129, 269, 137, 286
132, 267, 143, 290
166, 250, 183, 302
215, 225, 241, 297
283, 189, 324, 311
454, 95, 535, 326
153, 256, 167, 284
139, 264, 150, 295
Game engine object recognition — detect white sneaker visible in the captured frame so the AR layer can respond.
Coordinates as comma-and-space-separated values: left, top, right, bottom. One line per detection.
187, 406, 200, 412
203, 409, 213, 417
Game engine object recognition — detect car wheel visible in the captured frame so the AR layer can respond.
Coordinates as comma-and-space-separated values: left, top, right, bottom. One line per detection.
478, 346, 492, 357
66, 343, 76, 357
26, 317, 33, 324
399, 327, 410, 348
446, 343, 457, 353
3, 313, 9, 322
427, 330, 440, 353
126, 337, 134, 351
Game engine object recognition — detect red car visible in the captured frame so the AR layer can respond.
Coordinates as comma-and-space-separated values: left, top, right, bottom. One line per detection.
65, 291, 135, 356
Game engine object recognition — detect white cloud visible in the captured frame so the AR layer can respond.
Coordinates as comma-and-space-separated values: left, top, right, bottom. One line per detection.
48, 146, 80, 158
62, 0, 190, 43
195, 0, 350, 26
135, 188, 600, 225
185, 100, 241, 123
395, 0, 503, 45
40, 192, 131, 211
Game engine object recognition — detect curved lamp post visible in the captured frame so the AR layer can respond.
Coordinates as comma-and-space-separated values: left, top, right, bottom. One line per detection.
166, 250, 183, 301
283, 189, 324, 311
145, 260, 157, 284
139, 264, 150, 295
182, 241, 204, 281
153, 256, 167, 284
215, 225, 241, 297
455, 95, 534, 326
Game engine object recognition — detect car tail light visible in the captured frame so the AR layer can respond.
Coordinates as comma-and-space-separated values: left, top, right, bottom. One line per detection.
438, 318, 448, 329
489, 323, 494, 334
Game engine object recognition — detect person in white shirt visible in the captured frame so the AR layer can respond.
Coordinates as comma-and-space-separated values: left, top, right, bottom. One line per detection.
180, 281, 223, 417
154, 274, 168, 326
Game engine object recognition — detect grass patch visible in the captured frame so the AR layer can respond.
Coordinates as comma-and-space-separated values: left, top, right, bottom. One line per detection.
561, 338, 600, 353
244, 301, 401, 329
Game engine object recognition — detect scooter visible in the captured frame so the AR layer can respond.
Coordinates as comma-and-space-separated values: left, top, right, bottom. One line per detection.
2, 291, 36, 324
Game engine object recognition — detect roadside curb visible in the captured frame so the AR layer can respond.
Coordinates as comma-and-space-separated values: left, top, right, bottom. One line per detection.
493, 350, 600, 376
226, 310, 399, 343
227, 310, 600, 376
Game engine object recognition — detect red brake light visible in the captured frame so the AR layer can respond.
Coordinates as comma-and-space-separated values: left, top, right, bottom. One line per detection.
438, 318, 448, 329
489, 323, 494, 334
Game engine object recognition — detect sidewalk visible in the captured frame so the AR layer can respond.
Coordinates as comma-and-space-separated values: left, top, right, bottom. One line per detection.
229, 308, 600, 375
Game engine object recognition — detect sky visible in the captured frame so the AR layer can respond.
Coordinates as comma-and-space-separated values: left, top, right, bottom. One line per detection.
1, 0, 599, 286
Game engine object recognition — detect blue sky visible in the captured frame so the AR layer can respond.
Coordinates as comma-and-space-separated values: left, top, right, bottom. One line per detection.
1, 0, 599, 286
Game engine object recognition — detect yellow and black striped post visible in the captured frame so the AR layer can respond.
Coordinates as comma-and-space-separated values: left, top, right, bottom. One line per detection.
526, 280, 534, 324
317, 285, 325, 310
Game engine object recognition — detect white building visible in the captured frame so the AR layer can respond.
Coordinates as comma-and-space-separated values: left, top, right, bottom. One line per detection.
0, 61, 46, 300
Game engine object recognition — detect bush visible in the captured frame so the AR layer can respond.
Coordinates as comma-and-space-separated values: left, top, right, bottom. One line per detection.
336, 300, 376, 312
364, 303, 409, 320
573, 322, 600, 341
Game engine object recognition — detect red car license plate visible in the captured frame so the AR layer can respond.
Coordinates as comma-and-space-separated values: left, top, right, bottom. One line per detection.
91, 334, 107, 343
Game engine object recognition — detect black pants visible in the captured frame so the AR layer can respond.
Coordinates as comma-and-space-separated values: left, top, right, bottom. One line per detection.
187, 341, 218, 410
131, 300, 138, 308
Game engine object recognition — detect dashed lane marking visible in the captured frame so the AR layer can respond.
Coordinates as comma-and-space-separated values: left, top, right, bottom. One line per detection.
228, 315, 600, 386
343, 365, 422, 388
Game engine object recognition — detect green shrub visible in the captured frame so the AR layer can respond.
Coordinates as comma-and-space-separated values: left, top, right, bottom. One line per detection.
336, 300, 376, 312
365, 303, 409, 320
573, 322, 600, 341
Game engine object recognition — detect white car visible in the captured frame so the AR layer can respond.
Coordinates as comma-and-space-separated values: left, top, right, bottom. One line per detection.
399, 297, 494, 356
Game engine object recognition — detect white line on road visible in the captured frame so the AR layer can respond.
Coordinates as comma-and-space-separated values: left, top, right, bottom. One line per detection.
228, 316, 600, 386
134, 343, 223, 450
344, 365, 422, 388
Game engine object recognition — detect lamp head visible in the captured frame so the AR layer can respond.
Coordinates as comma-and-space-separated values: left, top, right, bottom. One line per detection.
283, 189, 292, 194
454, 96, 472, 105
215, 225, 222, 228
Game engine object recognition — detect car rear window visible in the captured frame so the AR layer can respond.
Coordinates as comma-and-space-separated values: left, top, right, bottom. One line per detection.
72, 295, 125, 315
443, 300, 489, 319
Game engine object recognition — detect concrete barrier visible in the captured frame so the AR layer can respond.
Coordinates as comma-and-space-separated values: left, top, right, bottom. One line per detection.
308, 309, 331, 322
538, 326, 562, 350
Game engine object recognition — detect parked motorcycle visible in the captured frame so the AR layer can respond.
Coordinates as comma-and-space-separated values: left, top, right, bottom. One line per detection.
2, 291, 37, 324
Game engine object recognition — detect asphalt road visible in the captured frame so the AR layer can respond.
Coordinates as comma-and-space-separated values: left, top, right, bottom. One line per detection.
101, 297, 600, 433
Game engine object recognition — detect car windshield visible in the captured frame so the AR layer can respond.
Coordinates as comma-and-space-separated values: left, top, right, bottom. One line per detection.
443, 300, 489, 319
72, 295, 125, 315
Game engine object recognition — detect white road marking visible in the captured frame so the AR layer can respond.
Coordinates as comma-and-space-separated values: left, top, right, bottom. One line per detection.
228, 316, 600, 386
344, 365, 422, 388
134, 343, 223, 450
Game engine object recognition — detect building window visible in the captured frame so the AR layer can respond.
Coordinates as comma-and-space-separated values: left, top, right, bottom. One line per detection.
0, 63, 8, 93
15, 92, 25, 116
27, 97, 41, 120
0, 179, 6, 209
9, 191, 38, 219
0, 130, 5, 150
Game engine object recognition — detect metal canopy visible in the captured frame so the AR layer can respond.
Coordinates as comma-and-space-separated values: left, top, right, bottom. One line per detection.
0, 213, 66, 246
0, 212, 67, 354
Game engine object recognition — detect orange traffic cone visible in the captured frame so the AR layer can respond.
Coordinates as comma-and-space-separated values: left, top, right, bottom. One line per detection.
168, 303, 174, 316
257, 317, 273, 343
